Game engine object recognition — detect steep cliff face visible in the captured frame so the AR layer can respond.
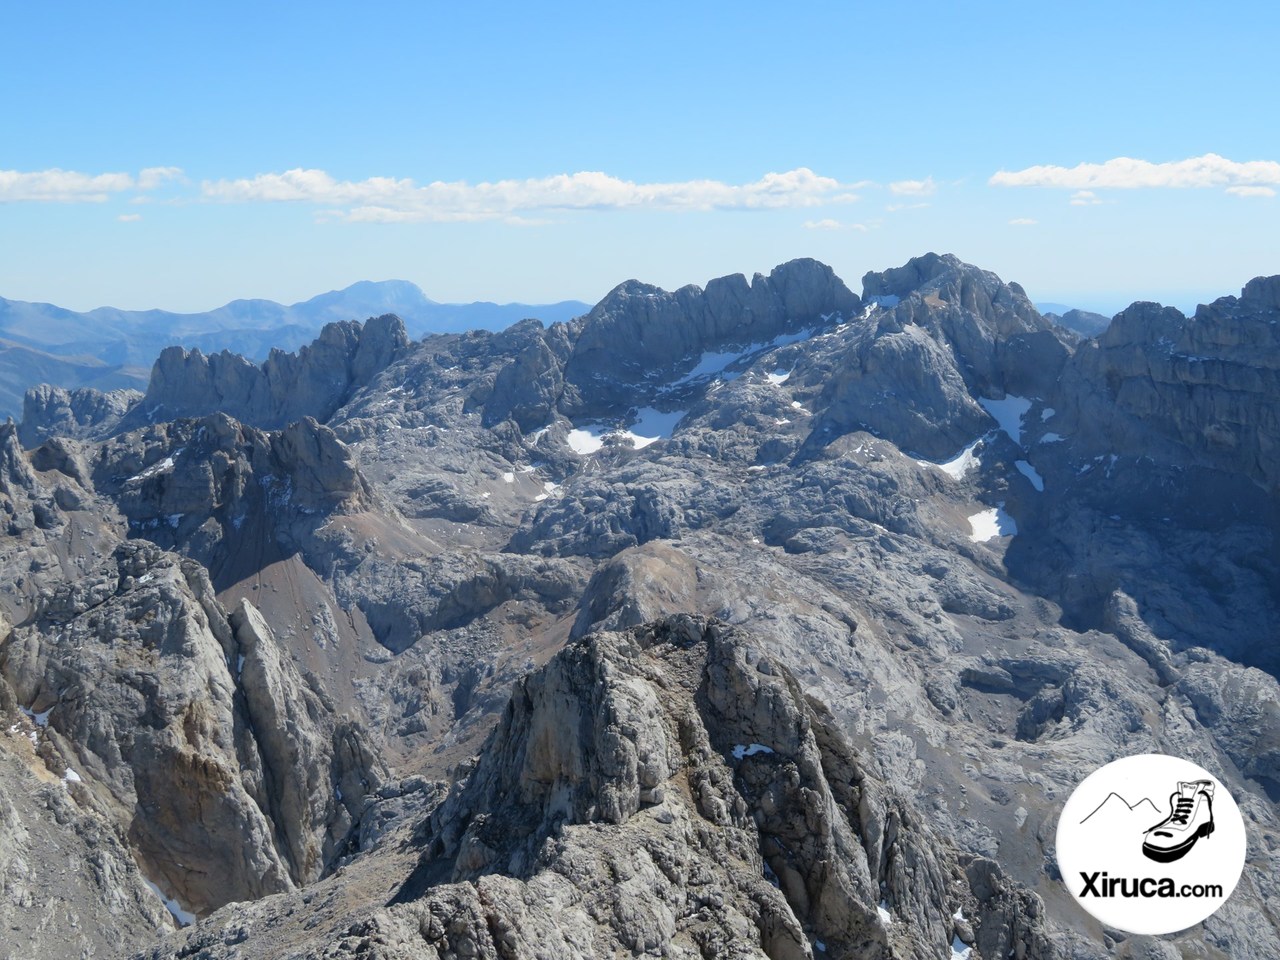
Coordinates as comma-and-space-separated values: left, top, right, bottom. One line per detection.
138, 314, 410, 429
401, 615, 1056, 960
19, 383, 142, 448
1060, 276, 1280, 491
560, 258, 860, 417
0, 542, 384, 916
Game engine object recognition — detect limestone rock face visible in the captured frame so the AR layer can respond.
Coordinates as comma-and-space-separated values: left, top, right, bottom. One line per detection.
562, 258, 860, 415
481, 320, 575, 432
138, 314, 410, 429
0, 737, 176, 956
0, 542, 382, 918
19, 383, 142, 448
860, 252, 1069, 400
1060, 283, 1280, 490
138, 617, 1063, 960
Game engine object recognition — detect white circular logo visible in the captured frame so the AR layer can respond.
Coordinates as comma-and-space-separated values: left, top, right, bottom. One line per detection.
1056, 754, 1246, 935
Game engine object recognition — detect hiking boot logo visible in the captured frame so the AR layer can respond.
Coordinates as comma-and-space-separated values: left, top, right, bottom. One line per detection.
1142, 780, 1215, 863
1056, 753, 1247, 937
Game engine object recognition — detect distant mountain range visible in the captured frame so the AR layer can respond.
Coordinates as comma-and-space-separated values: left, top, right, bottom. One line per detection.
0, 281, 590, 418
1035, 303, 1112, 337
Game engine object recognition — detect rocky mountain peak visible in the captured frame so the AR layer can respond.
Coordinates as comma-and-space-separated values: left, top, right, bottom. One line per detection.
861, 251, 964, 301
1060, 276, 1280, 491
139, 314, 410, 429
1095, 300, 1186, 348
373, 613, 1053, 960
1242, 273, 1280, 309
562, 258, 859, 415
861, 252, 1046, 338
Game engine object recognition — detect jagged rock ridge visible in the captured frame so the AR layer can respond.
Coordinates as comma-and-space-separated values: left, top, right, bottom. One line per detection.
0, 253, 1278, 960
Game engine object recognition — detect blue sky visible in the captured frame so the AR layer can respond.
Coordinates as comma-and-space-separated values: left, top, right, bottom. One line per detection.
2, 1, 1277, 314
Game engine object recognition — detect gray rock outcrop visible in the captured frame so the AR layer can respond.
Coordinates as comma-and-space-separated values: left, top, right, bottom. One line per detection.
19, 383, 142, 448
137, 314, 410, 429
1059, 278, 1280, 490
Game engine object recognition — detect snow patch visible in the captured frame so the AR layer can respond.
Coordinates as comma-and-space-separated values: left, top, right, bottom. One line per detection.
1040, 407, 1056, 421
20, 705, 52, 727
502, 471, 515, 483
766, 369, 791, 385
166, 514, 183, 529
924, 439, 982, 480
569, 409, 686, 453
878, 900, 893, 924
1040, 432, 1065, 443
63, 767, 81, 783
618, 407, 685, 449
129, 449, 183, 483
674, 347, 746, 385
142, 876, 197, 928
672, 329, 815, 386
978, 395, 1032, 445
1014, 460, 1044, 491
732, 743, 775, 760
968, 504, 1017, 542
566, 427, 605, 455
952, 936, 973, 959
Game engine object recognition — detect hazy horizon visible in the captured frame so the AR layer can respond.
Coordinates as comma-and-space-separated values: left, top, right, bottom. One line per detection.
0, 268, 1236, 324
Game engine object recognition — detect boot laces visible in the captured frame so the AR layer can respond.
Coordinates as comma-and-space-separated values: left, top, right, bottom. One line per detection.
1170, 796, 1195, 825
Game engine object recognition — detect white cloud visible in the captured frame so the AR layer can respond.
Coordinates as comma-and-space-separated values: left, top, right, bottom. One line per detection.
1, 169, 134, 202
1008, 217, 1038, 226
1226, 185, 1275, 198
803, 218, 869, 231
990, 153, 1280, 191
0, 167, 186, 202
202, 167, 862, 221
889, 176, 936, 196
1069, 190, 1104, 206
117, 213, 143, 222
137, 166, 185, 189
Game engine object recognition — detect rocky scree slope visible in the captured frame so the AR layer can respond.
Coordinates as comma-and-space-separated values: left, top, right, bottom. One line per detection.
1, 254, 1278, 959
